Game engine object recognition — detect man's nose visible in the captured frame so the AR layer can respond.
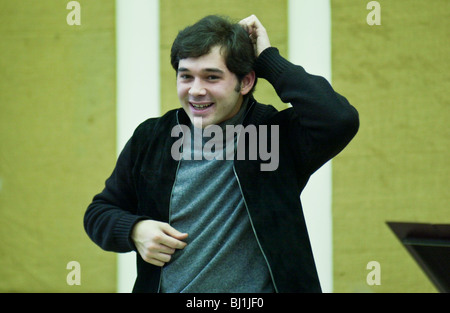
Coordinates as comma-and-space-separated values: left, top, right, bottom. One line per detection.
188, 78, 207, 97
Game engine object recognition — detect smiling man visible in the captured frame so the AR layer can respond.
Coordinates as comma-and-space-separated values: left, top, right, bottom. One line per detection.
84, 15, 359, 293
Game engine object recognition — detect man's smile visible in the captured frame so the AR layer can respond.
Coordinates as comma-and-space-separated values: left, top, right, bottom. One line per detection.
189, 101, 215, 109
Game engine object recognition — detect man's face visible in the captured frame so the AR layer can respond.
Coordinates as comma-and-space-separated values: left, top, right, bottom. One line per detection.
177, 46, 246, 128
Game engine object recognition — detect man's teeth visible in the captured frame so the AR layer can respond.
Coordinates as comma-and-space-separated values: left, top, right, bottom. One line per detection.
192, 103, 212, 108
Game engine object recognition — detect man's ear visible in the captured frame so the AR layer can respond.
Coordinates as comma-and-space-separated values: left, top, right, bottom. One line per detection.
240, 71, 256, 95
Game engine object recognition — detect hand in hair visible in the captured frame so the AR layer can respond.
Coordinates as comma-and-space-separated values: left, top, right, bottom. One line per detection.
239, 15, 272, 57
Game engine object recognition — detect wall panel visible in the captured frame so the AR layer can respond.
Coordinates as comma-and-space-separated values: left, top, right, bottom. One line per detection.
331, 0, 449, 292
0, 1, 116, 292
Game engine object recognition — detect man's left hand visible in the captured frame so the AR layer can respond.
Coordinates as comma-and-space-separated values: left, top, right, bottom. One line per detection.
239, 15, 272, 57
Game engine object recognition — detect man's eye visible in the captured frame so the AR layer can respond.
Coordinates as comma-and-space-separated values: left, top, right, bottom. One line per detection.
207, 75, 220, 80
179, 74, 192, 80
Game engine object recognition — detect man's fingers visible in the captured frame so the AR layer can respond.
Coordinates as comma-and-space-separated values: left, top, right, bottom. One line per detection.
153, 243, 176, 255
239, 15, 262, 34
160, 233, 188, 250
141, 242, 176, 266
149, 259, 165, 267
132, 220, 188, 266
160, 223, 188, 249
239, 15, 271, 57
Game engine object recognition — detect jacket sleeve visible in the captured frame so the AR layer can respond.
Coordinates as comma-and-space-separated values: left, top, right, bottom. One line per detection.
84, 138, 147, 253
254, 47, 359, 174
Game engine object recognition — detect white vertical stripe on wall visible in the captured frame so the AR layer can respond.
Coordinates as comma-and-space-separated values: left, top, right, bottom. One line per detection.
116, 0, 160, 293
288, 0, 333, 292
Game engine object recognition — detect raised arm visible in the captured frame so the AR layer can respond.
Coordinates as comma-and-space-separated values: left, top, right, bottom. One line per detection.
240, 15, 359, 174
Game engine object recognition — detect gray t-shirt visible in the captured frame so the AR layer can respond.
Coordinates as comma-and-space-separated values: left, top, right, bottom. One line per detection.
160, 101, 274, 293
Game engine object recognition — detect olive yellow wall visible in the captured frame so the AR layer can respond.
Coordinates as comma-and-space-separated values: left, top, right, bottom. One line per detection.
0, 1, 116, 291
2, 0, 447, 293
331, 0, 449, 292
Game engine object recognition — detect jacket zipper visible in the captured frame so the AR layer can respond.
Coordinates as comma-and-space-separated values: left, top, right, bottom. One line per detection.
157, 111, 183, 293
232, 165, 279, 293
232, 99, 279, 292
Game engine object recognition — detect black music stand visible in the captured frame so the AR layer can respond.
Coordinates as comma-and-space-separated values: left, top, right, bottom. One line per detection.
387, 221, 450, 293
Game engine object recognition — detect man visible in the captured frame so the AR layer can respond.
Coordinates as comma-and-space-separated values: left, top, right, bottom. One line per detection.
84, 15, 359, 293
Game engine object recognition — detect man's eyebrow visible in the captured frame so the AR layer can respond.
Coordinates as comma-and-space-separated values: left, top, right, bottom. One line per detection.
177, 67, 224, 74
203, 68, 224, 74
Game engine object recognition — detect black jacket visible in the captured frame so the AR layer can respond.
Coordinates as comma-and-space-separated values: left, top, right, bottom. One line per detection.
84, 48, 359, 293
